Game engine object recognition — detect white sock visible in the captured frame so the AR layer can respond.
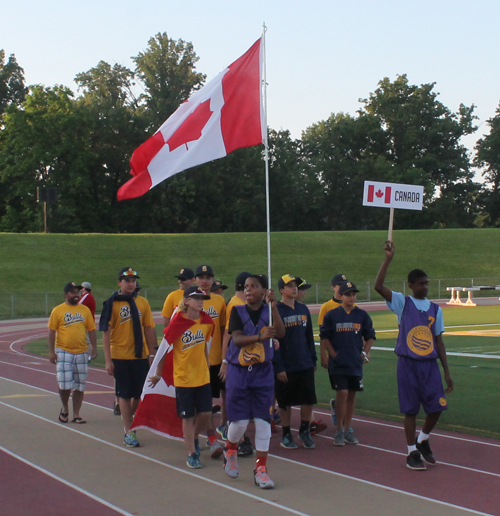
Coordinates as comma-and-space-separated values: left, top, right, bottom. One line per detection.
417, 431, 430, 443
407, 444, 417, 454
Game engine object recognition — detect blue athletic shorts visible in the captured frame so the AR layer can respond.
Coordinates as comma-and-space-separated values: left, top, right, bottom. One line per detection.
175, 383, 212, 418
397, 356, 447, 415
275, 367, 317, 408
113, 358, 149, 400
329, 373, 364, 392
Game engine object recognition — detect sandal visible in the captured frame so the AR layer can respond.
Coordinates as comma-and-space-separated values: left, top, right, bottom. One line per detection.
71, 417, 86, 424
58, 409, 69, 423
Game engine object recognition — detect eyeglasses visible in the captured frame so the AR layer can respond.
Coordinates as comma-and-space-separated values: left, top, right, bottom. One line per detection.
121, 269, 138, 277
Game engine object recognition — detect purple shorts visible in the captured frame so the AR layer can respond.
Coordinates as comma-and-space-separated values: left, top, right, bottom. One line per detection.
397, 356, 448, 415
225, 362, 274, 421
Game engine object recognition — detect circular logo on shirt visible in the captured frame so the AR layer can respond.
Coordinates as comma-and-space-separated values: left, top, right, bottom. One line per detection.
439, 397, 447, 407
406, 326, 434, 356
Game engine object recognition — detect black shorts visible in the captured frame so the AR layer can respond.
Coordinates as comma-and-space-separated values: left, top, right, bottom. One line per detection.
210, 364, 225, 398
329, 373, 364, 392
113, 358, 149, 399
176, 383, 212, 418
275, 367, 317, 409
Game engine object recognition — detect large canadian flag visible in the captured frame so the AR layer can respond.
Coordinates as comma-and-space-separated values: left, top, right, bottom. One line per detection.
117, 38, 264, 201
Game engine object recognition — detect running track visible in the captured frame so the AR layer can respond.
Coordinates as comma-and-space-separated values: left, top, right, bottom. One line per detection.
1, 316, 499, 516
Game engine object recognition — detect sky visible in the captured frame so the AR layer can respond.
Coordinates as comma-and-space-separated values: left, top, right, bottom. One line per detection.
3, 0, 499, 179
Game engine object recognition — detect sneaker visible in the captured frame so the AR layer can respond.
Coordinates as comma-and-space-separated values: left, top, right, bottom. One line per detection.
113, 402, 121, 416
334, 429, 345, 446
310, 420, 327, 435
416, 439, 436, 464
280, 434, 298, 449
406, 450, 426, 471
330, 398, 337, 425
273, 409, 281, 424
210, 440, 223, 459
344, 430, 359, 445
223, 449, 239, 478
298, 430, 315, 449
187, 452, 202, 469
254, 466, 274, 489
212, 404, 221, 414
194, 438, 201, 458
216, 424, 228, 441
237, 435, 254, 456
123, 431, 140, 448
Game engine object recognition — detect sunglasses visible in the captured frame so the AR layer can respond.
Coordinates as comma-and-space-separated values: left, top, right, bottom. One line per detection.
121, 269, 138, 277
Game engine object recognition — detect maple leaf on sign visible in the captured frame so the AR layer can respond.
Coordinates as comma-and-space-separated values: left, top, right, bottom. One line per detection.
375, 189, 384, 198
167, 100, 213, 152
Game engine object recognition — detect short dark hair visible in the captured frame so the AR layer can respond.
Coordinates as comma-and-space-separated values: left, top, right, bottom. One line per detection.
408, 268, 428, 284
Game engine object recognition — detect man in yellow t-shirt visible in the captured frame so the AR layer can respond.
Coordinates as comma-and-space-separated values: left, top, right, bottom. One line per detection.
101, 267, 157, 448
162, 267, 195, 327
48, 282, 97, 424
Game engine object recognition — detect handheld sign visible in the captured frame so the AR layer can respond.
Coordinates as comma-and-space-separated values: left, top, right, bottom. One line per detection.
363, 181, 424, 240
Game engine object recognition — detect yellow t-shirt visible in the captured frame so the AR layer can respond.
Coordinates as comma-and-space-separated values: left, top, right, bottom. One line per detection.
318, 299, 342, 326
172, 314, 213, 388
161, 289, 184, 319
48, 303, 95, 354
225, 295, 246, 330
203, 294, 226, 366
109, 295, 155, 360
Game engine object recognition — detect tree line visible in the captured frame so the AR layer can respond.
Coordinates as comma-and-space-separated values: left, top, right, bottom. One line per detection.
1, 34, 500, 233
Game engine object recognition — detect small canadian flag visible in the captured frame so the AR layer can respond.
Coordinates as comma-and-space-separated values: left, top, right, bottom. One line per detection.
367, 184, 391, 204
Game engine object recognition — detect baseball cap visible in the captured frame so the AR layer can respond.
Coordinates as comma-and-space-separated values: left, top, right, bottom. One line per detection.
235, 271, 252, 291
331, 273, 347, 286
195, 264, 214, 277
135, 282, 142, 291
211, 280, 228, 292
339, 281, 359, 296
118, 267, 140, 279
183, 286, 211, 299
174, 268, 194, 280
298, 278, 312, 290
81, 281, 92, 290
64, 282, 82, 293
278, 274, 303, 290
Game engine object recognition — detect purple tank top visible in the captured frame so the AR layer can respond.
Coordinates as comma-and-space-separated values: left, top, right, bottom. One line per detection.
226, 304, 274, 366
395, 297, 439, 360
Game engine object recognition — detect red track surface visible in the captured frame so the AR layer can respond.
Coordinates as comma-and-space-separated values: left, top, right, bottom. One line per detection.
1, 316, 499, 516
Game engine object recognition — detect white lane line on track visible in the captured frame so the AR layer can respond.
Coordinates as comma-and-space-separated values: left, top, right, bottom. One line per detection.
0, 399, 311, 516
0, 396, 494, 516
0, 445, 135, 516
0, 360, 114, 390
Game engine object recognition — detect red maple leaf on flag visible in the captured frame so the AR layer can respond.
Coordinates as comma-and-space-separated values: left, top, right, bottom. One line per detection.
167, 100, 213, 152
375, 189, 384, 198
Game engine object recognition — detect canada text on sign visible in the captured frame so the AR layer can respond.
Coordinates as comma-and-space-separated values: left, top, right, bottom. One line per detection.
362, 181, 424, 211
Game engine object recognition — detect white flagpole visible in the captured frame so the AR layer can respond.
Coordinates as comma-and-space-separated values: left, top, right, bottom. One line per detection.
262, 23, 273, 333
388, 207, 394, 242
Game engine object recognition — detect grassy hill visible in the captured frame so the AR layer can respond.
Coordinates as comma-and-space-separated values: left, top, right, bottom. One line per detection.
1, 229, 500, 318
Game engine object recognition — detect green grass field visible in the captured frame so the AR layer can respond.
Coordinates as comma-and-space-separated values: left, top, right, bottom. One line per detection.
26, 303, 500, 439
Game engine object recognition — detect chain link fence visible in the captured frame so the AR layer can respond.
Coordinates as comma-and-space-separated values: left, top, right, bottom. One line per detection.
1, 278, 499, 320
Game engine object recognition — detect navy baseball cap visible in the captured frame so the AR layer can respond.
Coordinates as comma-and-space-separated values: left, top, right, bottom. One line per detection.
195, 264, 214, 277
64, 282, 82, 293
298, 278, 312, 290
278, 274, 303, 290
331, 273, 347, 286
339, 281, 359, 295
211, 280, 228, 292
184, 286, 211, 299
235, 271, 252, 291
175, 268, 194, 280
119, 267, 140, 279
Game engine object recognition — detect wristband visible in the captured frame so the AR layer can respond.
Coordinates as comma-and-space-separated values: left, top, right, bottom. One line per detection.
153, 374, 161, 380
149, 355, 155, 358
222, 359, 228, 364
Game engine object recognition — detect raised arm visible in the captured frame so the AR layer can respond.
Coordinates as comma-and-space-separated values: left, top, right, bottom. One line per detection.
374, 240, 395, 302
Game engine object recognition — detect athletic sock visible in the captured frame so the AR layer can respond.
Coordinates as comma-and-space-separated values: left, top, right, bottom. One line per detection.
299, 420, 310, 433
226, 441, 238, 451
407, 444, 417, 454
282, 426, 291, 438
417, 431, 430, 443
256, 455, 267, 469
207, 430, 217, 445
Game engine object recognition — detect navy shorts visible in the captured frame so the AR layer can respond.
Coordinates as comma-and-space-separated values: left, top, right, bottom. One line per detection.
176, 383, 212, 419
275, 367, 317, 409
397, 356, 447, 415
113, 359, 149, 400
329, 373, 364, 392
225, 362, 274, 421
210, 363, 225, 398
